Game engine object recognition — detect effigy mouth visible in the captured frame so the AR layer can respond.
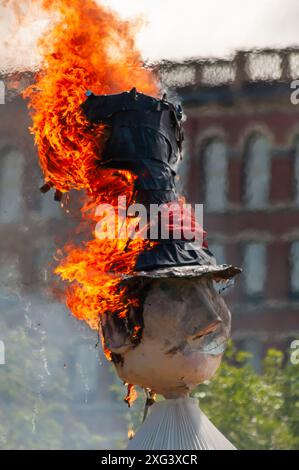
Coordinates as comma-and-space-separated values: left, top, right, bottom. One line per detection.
200, 336, 228, 356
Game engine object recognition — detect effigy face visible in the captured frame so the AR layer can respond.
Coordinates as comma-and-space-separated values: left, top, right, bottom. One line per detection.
102, 277, 231, 398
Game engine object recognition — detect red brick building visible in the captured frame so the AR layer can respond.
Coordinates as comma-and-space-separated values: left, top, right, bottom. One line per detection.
159, 49, 299, 367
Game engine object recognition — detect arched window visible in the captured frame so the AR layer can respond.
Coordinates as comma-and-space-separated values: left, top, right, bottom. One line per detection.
243, 243, 267, 297
0, 147, 24, 223
240, 338, 263, 372
0, 80, 4, 105
244, 133, 270, 209
208, 242, 226, 265
294, 138, 299, 205
290, 241, 299, 296
202, 139, 228, 212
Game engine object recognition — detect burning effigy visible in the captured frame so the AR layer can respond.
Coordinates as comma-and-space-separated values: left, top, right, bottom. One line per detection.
24, 0, 241, 450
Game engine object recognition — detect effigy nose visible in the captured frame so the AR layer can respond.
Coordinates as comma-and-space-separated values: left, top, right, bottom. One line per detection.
190, 318, 222, 341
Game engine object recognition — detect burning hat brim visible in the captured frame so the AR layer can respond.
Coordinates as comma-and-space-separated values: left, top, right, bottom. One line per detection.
122, 264, 241, 281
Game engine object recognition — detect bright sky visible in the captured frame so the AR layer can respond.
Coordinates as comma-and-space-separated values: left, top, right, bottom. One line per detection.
1, 0, 299, 71
102, 0, 299, 60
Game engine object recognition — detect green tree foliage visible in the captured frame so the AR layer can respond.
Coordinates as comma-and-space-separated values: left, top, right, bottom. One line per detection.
192, 343, 299, 450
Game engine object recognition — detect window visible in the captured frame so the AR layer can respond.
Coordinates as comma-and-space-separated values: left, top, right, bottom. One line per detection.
0, 80, 5, 105
209, 243, 227, 294
290, 241, 299, 296
202, 139, 228, 212
208, 243, 226, 265
294, 139, 299, 205
0, 148, 24, 223
244, 134, 270, 209
241, 338, 263, 372
243, 243, 267, 297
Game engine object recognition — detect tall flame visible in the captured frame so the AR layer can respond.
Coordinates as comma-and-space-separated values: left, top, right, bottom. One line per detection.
24, 0, 158, 334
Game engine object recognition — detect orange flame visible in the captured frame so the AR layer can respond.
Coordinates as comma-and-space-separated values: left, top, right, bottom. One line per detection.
124, 384, 138, 407
24, 0, 158, 334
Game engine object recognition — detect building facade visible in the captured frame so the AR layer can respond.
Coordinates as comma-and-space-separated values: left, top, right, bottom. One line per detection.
160, 49, 299, 367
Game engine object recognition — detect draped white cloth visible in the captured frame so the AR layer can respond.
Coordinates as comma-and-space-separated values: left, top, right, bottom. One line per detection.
127, 397, 236, 450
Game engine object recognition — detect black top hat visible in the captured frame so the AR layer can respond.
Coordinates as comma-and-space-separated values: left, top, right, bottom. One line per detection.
81, 88, 241, 281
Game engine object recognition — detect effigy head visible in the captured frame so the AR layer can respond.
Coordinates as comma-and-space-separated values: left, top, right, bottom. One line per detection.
101, 274, 232, 398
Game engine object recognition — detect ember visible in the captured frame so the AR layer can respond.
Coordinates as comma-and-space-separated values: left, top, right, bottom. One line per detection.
24, 0, 158, 333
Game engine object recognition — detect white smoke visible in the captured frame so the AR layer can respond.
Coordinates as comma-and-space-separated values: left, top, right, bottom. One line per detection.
2, 0, 299, 73
0, 0, 49, 73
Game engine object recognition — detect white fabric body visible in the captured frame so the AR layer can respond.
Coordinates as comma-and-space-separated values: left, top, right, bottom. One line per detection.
127, 397, 236, 450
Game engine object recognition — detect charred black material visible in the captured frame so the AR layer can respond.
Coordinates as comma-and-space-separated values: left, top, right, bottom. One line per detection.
54, 189, 63, 202
101, 278, 152, 356
81, 88, 240, 278
40, 182, 54, 194
81, 88, 184, 206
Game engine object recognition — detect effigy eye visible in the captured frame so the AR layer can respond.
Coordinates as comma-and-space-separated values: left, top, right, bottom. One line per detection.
213, 278, 235, 295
